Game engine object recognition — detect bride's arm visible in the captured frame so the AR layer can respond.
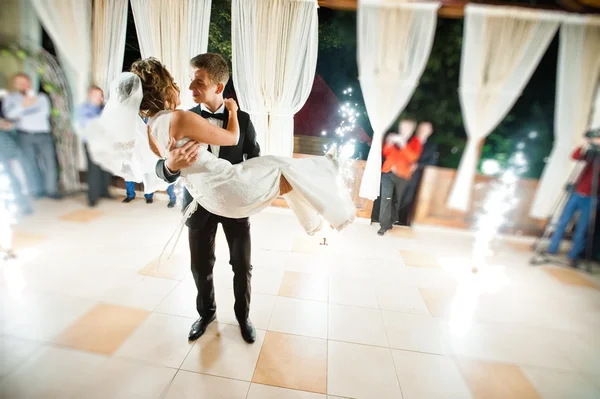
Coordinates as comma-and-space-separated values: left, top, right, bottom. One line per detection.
169, 99, 240, 146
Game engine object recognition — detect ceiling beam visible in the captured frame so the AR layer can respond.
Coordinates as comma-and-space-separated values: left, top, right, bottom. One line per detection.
316, 0, 470, 18
317, 0, 598, 17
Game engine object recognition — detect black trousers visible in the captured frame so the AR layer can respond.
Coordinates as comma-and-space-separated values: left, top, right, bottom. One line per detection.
379, 172, 408, 230
188, 213, 252, 322
84, 144, 112, 205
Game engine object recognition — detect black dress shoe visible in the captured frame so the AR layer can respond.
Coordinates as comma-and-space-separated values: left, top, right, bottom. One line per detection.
377, 227, 390, 236
122, 197, 135, 203
238, 319, 256, 343
146, 198, 153, 204
568, 258, 580, 269
188, 314, 216, 341
167, 199, 177, 208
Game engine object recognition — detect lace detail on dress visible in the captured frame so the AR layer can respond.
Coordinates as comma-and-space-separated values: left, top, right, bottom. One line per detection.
112, 140, 136, 160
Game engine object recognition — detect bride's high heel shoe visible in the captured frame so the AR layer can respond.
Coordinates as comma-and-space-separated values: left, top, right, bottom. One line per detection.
325, 144, 340, 169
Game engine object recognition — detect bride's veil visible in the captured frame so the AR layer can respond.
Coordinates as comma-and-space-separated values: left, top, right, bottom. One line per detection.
82, 72, 168, 194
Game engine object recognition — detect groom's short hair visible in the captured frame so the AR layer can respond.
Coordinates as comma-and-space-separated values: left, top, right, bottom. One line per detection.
190, 53, 229, 86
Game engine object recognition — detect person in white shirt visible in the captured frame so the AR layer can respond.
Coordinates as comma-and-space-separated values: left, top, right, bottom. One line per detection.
2, 73, 58, 198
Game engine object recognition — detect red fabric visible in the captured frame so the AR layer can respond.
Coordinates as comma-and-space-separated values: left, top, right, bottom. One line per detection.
572, 147, 599, 196
381, 137, 423, 180
229, 74, 372, 144
293, 74, 372, 144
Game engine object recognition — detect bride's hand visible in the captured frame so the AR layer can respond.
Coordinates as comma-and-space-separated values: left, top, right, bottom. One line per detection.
224, 98, 238, 113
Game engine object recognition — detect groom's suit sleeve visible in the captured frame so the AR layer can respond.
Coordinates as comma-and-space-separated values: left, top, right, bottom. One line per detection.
156, 159, 180, 184
242, 113, 261, 159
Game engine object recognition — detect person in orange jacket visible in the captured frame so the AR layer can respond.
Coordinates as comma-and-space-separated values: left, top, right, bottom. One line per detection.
378, 121, 433, 236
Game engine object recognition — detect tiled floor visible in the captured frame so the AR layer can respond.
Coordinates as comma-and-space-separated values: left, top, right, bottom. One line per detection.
1, 194, 600, 398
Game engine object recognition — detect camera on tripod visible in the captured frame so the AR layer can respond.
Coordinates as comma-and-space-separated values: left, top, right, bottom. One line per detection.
585, 128, 600, 152
585, 128, 600, 139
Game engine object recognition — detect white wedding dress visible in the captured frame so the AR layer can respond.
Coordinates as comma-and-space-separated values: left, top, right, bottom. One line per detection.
83, 72, 355, 236
149, 110, 355, 234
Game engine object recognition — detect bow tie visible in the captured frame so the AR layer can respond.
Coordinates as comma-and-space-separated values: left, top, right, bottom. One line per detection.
200, 110, 226, 121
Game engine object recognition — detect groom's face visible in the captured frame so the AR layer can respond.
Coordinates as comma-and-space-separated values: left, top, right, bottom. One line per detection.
189, 67, 223, 105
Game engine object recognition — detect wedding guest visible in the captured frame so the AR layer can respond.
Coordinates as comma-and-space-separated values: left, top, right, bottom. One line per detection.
77, 86, 113, 207
2, 73, 59, 198
122, 181, 177, 208
397, 122, 438, 226
377, 120, 432, 236
0, 115, 33, 215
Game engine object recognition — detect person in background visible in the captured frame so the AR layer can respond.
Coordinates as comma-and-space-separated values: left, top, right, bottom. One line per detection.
397, 121, 438, 226
2, 73, 59, 199
77, 86, 113, 207
0, 107, 33, 215
377, 120, 433, 236
122, 181, 177, 208
123, 115, 177, 208
546, 135, 600, 268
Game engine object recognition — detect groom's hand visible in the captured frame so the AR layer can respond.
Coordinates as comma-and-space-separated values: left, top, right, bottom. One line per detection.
165, 138, 200, 173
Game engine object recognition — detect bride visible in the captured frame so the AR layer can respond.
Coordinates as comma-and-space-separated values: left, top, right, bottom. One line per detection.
84, 58, 356, 235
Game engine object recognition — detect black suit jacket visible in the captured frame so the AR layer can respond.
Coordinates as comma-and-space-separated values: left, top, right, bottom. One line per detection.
155, 104, 261, 226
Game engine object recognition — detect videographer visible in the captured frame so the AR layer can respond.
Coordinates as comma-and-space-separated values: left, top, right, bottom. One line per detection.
546, 131, 600, 268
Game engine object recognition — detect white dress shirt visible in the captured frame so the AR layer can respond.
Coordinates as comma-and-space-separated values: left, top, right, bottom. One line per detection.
200, 103, 225, 157
2, 92, 51, 133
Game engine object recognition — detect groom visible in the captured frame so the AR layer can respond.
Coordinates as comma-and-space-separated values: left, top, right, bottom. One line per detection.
156, 53, 261, 343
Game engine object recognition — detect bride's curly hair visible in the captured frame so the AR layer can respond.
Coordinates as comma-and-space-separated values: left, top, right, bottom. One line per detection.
130, 58, 180, 117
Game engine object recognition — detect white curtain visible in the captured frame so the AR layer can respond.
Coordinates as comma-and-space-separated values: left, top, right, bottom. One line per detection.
31, 0, 92, 107
91, 0, 128, 95
590, 84, 600, 130
182, 0, 213, 108
131, 0, 212, 109
530, 16, 600, 219
231, 0, 319, 157
357, 0, 440, 200
446, 5, 561, 211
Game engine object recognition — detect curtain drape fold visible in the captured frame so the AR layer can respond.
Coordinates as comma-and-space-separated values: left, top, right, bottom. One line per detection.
530, 16, 600, 219
131, 0, 212, 110
447, 4, 560, 211
231, 0, 319, 156
91, 0, 128, 95
357, 1, 440, 200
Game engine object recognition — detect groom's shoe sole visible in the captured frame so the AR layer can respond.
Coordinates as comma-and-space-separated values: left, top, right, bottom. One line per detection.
188, 314, 216, 341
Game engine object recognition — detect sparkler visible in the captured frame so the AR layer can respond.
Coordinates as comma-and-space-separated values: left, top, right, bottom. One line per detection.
446, 151, 526, 336
318, 87, 361, 245
472, 150, 529, 273
0, 163, 17, 260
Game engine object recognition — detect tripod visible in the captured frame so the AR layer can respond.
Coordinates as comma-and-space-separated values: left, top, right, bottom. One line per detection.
530, 147, 600, 273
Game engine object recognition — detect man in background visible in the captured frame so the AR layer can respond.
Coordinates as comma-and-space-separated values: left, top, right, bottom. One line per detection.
77, 85, 113, 207
2, 73, 58, 199
397, 122, 438, 226
0, 93, 33, 215
377, 120, 433, 236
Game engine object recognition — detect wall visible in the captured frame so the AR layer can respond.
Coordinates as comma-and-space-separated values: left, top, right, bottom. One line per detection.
0, 0, 41, 90
414, 166, 546, 236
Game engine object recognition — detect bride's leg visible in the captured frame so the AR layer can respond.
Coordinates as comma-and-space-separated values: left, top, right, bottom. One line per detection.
279, 175, 293, 195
